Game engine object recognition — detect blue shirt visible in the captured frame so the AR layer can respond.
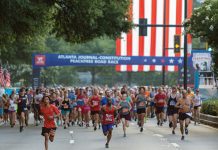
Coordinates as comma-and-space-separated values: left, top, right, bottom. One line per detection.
101, 97, 115, 106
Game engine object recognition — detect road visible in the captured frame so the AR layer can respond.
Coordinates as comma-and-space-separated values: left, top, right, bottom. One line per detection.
0, 114, 218, 150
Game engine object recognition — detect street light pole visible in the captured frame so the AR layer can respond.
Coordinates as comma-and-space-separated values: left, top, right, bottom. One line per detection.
184, 0, 188, 90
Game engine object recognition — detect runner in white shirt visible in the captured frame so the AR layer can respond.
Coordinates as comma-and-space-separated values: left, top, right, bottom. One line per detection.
192, 89, 202, 125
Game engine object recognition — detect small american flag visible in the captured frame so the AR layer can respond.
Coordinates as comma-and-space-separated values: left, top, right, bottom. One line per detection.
0, 65, 5, 87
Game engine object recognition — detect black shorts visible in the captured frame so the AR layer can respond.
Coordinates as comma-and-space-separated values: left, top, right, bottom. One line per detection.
32, 104, 40, 112
137, 108, 146, 114
91, 111, 100, 115
179, 113, 191, 121
194, 105, 201, 110
41, 127, 56, 136
167, 107, 178, 116
120, 113, 131, 121
4, 109, 9, 114
155, 107, 164, 114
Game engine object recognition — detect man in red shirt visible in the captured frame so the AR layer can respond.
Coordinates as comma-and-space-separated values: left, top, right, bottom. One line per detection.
40, 96, 60, 150
154, 88, 167, 126
101, 98, 116, 148
89, 88, 101, 131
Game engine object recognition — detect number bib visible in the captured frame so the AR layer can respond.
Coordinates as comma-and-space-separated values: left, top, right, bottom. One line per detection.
93, 101, 98, 106
122, 108, 129, 113
139, 101, 145, 107
105, 114, 113, 122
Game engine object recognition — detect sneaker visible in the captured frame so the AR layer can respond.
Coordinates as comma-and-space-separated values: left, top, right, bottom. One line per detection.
181, 135, 185, 140
64, 126, 67, 129
94, 126, 97, 131
169, 122, 173, 128
105, 143, 109, 148
20, 126, 23, 133
185, 128, 188, 135
67, 123, 70, 127
160, 122, 163, 126
172, 130, 175, 135
157, 121, 160, 126
140, 127, 143, 132
71, 121, 75, 126
194, 122, 196, 126
123, 133, 126, 137
99, 124, 101, 129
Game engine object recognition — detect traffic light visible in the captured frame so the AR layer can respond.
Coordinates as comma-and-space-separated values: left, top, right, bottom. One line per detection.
174, 35, 181, 53
139, 18, 147, 36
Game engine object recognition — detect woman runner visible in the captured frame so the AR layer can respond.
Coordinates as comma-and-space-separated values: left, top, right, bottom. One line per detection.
135, 87, 147, 132
118, 93, 131, 137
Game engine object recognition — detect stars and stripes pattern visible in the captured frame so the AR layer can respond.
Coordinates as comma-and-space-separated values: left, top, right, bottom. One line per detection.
116, 0, 193, 72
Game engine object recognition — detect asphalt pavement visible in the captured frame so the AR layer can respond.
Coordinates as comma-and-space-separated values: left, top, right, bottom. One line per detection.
0, 114, 217, 150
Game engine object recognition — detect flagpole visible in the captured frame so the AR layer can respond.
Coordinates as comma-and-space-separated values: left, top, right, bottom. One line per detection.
162, 0, 167, 86
184, 0, 188, 90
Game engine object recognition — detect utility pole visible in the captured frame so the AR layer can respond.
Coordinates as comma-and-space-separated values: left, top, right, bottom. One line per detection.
184, 0, 188, 90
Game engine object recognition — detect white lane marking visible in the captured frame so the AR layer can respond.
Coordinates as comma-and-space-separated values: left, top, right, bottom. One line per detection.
171, 143, 180, 148
153, 134, 164, 138
69, 140, 75, 144
69, 131, 74, 134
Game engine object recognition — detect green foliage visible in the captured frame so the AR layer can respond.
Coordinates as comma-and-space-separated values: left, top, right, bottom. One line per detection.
184, 0, 218, 48
185, 0, 218, 74
201, 99, 218, 116
54, 0, 132, 43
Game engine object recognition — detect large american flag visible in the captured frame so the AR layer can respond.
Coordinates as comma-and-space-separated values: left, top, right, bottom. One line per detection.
116, 0, 193, 72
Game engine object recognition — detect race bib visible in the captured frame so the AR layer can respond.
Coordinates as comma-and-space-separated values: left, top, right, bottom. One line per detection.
64, 105, 69, 109
105, 114, 113, 122
139, 101, 145, 107
122, 108, 129, 113
24, 108, 27, 111
93, 101, 98, 106
170, 101, 176, 106
158, 99, 164, 103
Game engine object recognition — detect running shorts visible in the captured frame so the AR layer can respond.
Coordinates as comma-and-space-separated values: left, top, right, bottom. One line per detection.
91, 111, 100, 115
137, 108, 146, 114
120, 113, 131, 121
179, 112, 191, 121
102, 124, 113, 133
155, 107, 164, 114
41, 127, 56, 136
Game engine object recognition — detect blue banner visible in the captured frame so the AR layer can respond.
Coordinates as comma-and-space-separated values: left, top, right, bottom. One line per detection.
32, 54, 192, 68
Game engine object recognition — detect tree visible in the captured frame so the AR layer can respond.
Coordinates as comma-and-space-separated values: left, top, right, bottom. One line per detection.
0, 0, 131, 64
184, 0, 218, 73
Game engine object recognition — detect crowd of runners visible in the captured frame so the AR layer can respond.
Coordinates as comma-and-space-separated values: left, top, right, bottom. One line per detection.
0, 85, 202, 149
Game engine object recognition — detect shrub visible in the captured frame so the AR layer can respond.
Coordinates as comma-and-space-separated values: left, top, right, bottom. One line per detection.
201, 99, 218, 116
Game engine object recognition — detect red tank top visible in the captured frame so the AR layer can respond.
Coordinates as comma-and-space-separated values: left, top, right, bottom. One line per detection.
90, 95, 101, 111
102, 105, 115, 125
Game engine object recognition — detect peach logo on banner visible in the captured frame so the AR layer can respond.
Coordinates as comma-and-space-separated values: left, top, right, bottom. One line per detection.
35, 55, 46, 66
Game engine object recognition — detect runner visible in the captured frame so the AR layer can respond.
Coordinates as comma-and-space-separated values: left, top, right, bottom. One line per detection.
89, 88, 101, 131
118, 93, 131, 137
101, 98, 116, 148
2, 94, 9, 126
192, 89, 202, 125
167, 86, 179, 134
76, 88, 85, 127
176, 90, 193, 140
61, 90, 71, 129
40, 95, 60, 150
17, 88, 28, 132
83, 90, 90, 128
8, 91, 17, 127
135, 87, 147, 132
154, 88, 167, 126
33, 88, 43, 126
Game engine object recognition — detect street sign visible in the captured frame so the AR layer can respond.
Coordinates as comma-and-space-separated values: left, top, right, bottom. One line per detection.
174, 35, 181, 53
